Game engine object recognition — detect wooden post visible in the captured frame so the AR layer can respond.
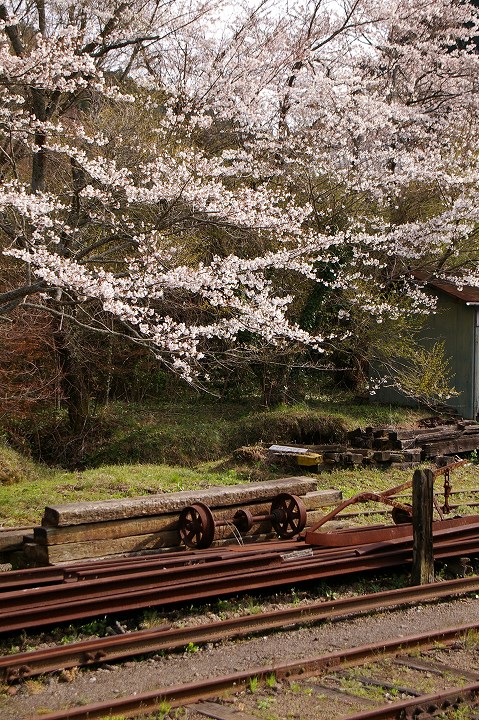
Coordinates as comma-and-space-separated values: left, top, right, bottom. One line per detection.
411, 468, 435, 585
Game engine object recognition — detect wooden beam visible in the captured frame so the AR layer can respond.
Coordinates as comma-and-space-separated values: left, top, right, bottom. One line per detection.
411, 468, 434, 585
42, 477, 319, 527
35, 493, 342, 546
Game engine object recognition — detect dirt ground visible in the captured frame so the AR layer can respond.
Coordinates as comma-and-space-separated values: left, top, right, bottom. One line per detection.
2, 592, 479, 719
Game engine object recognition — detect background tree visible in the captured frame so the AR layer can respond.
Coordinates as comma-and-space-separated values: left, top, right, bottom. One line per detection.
1, 0, 479, 432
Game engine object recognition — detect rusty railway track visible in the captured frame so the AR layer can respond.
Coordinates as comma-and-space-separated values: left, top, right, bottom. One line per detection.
0, 544, 261, 592
3, 518, 479, 719
2, 525, 479, 633
2, 574, 479, 683
23, 619, 479, 720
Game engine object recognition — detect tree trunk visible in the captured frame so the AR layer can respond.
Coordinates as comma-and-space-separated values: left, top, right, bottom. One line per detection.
251, 362, 292, 408
53, 321, 89, 434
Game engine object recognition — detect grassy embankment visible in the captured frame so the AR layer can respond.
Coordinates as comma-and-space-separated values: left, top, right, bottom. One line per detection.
1, 396, 478, 527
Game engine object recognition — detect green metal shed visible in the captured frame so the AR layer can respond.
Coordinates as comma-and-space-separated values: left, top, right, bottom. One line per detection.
373, 277, 479, 419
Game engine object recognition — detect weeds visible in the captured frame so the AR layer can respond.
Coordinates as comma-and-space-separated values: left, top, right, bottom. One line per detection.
459, 629, 479, 651
245, 596, 262, 615
338, 677, 385, 702
265, 673, 276, 688
248, 676, 260, 693
78, 619, 109, 637
156, 701, 172, 719
435, 708, 478, 720
184, 641, 199, 653
257, 698, 274, 710
140, 610, 169, 630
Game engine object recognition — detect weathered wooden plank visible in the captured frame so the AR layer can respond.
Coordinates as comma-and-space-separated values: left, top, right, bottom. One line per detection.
35, 515, 180, 545
37, 530, 183, 563
373, 451, 391, 462
463, 427, 479, 436
22, 542, 49, 565
35, 490, 342, 546
343, 452, 364, 465
0, 527, 33, 551
415, 430, 463, 443
422, 435, 479, 457
393, 427, 479, 449
402, 450, 422, 462
31, 509, 328, 563
42, 477, 319, 527
301, 490, 342, 510
393, 427, 451, 440
36, 530, 297, 564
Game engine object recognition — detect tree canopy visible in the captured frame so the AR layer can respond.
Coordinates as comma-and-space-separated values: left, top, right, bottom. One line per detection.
1, 0, 479, 415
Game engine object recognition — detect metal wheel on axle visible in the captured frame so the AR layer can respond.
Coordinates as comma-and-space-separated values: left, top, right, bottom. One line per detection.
232, 508, 254, 533
270, 493, 307, 538
178, 502, 216, 549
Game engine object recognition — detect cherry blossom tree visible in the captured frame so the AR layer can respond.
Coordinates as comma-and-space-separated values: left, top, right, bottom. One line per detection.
1, 0, 479, 426
147, 0, 479, 396
161, 0, 479, 393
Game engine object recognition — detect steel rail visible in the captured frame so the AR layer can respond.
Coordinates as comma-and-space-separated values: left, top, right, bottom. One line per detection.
0, 544, 406, 609
28, 621, 479, 720
343, 685, 479, 719
0, 542, 302, 595
0, 543, 387, 615
4, 521, 479, 615
0, 550, 291, 611
5, 527, 479, 615
0, 543, 293, 592
2, 515, 477, 595
2, 574, 479, 683
0, 567, 66, 591
1, 535, 479, 634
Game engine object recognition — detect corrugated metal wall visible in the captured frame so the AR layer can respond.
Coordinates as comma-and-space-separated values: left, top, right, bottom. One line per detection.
423, 293, 475, 418
373, 291, 477, 419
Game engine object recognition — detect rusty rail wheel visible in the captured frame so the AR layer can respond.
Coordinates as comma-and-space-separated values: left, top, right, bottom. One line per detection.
178, 502, 216, 549
270, 493, 307, 538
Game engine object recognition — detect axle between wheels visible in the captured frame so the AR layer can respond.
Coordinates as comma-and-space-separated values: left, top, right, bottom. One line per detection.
178, 493, 307, 549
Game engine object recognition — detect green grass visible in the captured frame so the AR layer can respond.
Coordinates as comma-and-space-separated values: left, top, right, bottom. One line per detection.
0, 395, 468, 527
6, 394, 425, 469
0, 461, 243, 526
2, 453, 478, 529
81, 400, 351, 468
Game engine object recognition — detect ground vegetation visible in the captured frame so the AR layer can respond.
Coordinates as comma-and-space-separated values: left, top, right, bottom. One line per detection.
1, 0, 479, 450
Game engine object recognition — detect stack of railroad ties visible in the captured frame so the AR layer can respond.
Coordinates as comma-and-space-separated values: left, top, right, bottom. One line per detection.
1, 461, 479, 636
17, 476, 341, 565
268, 418, 479, 470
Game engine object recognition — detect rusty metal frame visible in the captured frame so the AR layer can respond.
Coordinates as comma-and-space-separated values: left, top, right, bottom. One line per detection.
304, 460, 469, 537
